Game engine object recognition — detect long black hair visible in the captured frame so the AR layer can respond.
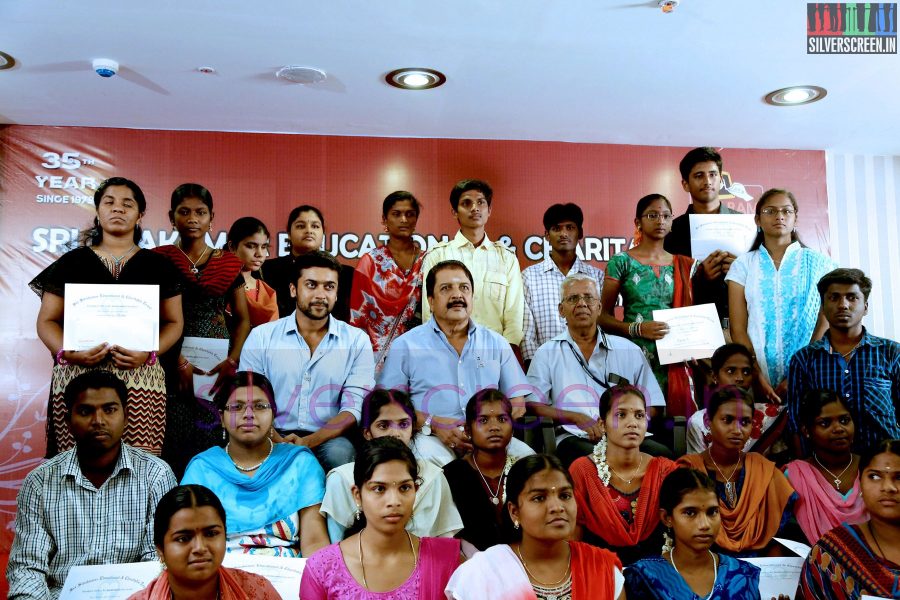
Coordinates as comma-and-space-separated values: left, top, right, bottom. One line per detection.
153, 484, 226, 548
749, 188, 804, 251
81, 177, 146, 246
503, 454, 572, 540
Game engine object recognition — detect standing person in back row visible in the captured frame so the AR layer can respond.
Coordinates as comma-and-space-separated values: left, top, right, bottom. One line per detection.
664, 147, 738, 328
521, 203, 604, 367
421, 179, 525, 350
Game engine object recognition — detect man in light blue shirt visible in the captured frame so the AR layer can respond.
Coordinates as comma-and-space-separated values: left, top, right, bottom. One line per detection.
379, 259, 534, 466
526, 272, 668, 467
240, 251, 375, 472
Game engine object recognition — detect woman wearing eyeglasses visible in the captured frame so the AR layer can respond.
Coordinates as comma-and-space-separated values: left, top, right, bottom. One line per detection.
726, 189, 835, 404
599, 194, 698, 417
181, 371, 330, 557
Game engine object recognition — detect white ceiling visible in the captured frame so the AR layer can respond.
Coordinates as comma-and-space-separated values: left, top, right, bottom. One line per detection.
2, 0, 898, 154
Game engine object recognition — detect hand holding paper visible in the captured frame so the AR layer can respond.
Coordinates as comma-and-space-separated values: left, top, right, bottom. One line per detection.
652, 304, 726, 365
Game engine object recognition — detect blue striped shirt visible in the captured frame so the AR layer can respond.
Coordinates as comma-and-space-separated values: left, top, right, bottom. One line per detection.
788, 329, 900, 452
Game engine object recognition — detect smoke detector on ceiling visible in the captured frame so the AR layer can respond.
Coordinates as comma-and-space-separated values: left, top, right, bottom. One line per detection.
659, 0, 679, 13
276, 66, 327, 84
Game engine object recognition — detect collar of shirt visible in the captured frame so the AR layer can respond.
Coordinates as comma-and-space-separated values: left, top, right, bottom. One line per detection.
284, 311, 341, 344
684, 203, 738, 215
61, 443, 131, 488
552, 326, 610, 352
540, 255, 590, 275
451, 229, 492, 249
815, 327, 884, 352
427, 315, 477, 338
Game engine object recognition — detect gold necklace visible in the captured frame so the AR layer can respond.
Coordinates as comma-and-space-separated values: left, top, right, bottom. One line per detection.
607, 453, 645, 485
812, 453, 854, 490
707, 450, 743, 508
358, 529, 417, 590
176, 242, 210, 276
515, 542, 571, 587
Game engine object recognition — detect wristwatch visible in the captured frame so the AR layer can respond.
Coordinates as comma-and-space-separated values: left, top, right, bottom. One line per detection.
422, 414, 433, 436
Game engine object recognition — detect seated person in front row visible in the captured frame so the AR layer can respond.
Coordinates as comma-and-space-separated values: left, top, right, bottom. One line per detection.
526, 271, 670, 467
239, 250, 376, 473
6, 371, 177, 599
443, 389, 532, 551
626, 468, 772, 600
128, 484, 280, 600
446, 454, 625, 599
677, 386, 797, 557
784, 389, 867, 546
686, 343, 784, 456
378, 259, 534, 467
300, 437, 462, 598
181, 371, 329, 557
568, 384, 677, 565
319, 388, 462, 541
799, 439, 900, 600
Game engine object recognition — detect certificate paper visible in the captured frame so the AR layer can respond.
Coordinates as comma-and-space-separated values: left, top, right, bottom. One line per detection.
689, 214, 757, 261
740, 537, 811, 600
63, 283, 159, 351
60, 561, 161, 599
223, 553, 305, 599
652, 303, 726, 365
182, 336, 230, 402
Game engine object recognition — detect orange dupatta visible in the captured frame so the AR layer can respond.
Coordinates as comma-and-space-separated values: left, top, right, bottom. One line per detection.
127, 567, 280, 600
570, 541, 622, 599
677, 453, 796, 553
570, 456, 677, 547
667, 254, 695, 418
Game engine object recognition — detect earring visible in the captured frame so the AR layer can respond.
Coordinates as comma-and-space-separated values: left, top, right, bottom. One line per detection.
513, 520, 520, 530
355, 506, 362, 521
661, 528, 674, 554
158, 556, 167, 570
222, 429, 227, 442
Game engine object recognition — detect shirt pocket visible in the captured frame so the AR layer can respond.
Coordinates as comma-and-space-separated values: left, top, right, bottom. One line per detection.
108, 519, 149, 562
484, 271, 508, 302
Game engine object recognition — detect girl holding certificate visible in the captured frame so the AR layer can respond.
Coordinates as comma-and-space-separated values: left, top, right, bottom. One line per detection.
31, 177, 184, 456
726, 188, 835, 403
154, 183, 251, 474
599, 193, 698, 417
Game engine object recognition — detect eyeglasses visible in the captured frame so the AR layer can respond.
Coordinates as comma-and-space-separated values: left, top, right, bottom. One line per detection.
223, 402, 272, 413
563, 294, 600, 306
760, 207, 796, 216
641, 212, 673, 222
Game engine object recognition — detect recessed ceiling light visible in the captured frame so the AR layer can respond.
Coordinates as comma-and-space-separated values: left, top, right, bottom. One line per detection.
385, 68, 446, 90
197, 66, 217, 74
0, 50, 17, 71
276, 66, 327, 84
764, 85, 827, 106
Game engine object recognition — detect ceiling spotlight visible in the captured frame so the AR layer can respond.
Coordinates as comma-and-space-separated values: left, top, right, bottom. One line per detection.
385, 68, 446, 90
196, 66, 217, 74
658, 0, 679, 13
276, 66, 327, 84
764, 85, 827, 106
0, 50, 15, 71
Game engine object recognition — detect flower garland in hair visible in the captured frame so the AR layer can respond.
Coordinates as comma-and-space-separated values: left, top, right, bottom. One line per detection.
591, 435, 611, 486
500, 454, 519, 504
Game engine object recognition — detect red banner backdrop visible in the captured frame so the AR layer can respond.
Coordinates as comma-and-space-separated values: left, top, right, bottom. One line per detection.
0, 124, 829, 567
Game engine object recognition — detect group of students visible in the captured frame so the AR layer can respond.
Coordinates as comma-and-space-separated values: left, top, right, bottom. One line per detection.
8, 145, 900, 599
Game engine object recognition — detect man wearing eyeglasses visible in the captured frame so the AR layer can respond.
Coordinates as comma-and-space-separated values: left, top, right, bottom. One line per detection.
664, 147, 739, 327
524, 273, 667, 467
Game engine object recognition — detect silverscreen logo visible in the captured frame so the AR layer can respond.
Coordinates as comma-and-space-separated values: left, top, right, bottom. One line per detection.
807, 3, 897, 54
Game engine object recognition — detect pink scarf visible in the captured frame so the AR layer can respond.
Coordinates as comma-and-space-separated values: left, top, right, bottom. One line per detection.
785, 459, 867, 544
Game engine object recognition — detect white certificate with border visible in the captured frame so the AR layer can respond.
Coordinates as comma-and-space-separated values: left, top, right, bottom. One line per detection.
182, 336, 230, 402
63, 283, 159, 351
740, 537, 810, 600
223, 553, 305, 600
689, 214, 757, 261
652, 303, 726, 365
59, 561, 161, 599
